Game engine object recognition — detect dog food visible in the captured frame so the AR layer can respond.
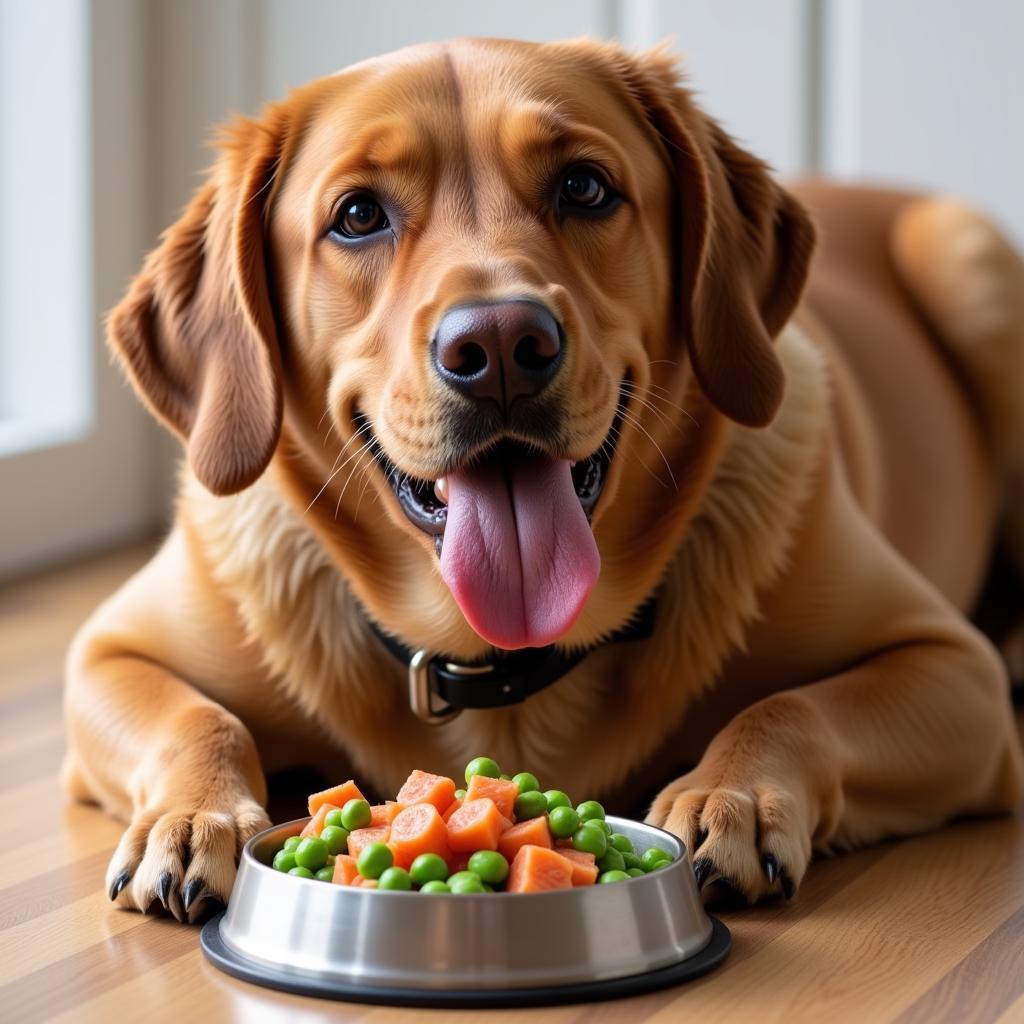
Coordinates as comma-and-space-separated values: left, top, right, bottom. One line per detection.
268, 756, 673, 892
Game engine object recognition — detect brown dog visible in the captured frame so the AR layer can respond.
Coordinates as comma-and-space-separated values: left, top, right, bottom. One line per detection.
64, 38, 1024, 921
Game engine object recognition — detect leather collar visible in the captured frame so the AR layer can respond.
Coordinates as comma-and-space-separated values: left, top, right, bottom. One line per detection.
368, 595, 659, 723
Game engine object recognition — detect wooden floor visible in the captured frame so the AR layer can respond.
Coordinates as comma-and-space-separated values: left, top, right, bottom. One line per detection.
1, 544, 1023, 1024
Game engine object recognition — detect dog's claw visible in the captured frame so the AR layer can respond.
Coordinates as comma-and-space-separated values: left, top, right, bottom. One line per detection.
157, 871, 173, 911
109, 869, 131, 901
182, 877, 206, 913
780, 871, 796, 901
693, 856, 715, 888
763, 852, 779, 885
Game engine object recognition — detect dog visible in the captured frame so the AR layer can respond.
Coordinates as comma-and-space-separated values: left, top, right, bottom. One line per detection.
63, 37, 1024, 921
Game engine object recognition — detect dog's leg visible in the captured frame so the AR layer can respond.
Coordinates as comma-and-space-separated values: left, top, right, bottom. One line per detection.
649, 464, 1024, 906
65, 639, 269, 923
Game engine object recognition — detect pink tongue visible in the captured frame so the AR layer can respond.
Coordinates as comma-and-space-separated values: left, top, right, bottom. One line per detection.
440, 455, 600, 649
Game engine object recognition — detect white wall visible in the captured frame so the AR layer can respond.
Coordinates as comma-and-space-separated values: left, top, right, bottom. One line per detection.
2, 0, 1022, 579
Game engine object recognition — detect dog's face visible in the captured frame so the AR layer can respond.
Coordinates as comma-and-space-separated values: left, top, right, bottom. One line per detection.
109, 39, 813, 654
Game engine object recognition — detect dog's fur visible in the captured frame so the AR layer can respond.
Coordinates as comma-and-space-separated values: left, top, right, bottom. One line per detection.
64, 39, 1024, 920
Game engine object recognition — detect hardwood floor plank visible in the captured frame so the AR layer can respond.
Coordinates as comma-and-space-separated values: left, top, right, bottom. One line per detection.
894, 903, 1024, 1024
0, 849, 113, 930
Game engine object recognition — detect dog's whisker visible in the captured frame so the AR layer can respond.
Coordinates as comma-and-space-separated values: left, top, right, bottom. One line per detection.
619, 408, 678, 491
619, 383, 682, 434
331, 440, 376, 520
306, 430, 374, 515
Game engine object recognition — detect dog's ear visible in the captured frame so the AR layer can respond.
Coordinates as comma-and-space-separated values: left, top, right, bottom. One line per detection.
107, 113, 286, 494
621, 47, 815, 426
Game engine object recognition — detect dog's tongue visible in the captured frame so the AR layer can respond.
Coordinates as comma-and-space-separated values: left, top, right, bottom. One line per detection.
440, 454, 600, 649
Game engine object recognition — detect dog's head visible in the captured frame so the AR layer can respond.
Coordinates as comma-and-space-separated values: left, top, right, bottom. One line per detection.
109, 39, 813, 654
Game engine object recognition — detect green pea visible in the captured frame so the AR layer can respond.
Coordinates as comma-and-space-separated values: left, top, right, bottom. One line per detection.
543, 789, 572, 811
409, 853, 449, 886
648, 858, 670, 871
548, 806, 580, 838
575, 800, 605, 822
272, 849, 297, 872
319, 825, 349, 855
640, 847, 672, 872
464, 757, 501, 784
315, 866, 335, 882
448, 870, 485, 894
597, 849, 626, 873
621, 851, 642, 871
453, 788, 467, 801
282, 835, 302, 851
572, 824, 608, 858
324, 808, 345, 829
513, 772, 540, 794
514, 790, 548, 821
357, 841, 394, 880
294, 837, 329, 871
599, 869, 630, 883
468, 850, 509, 885
419, 880, 450, 894
288, 866, 314, 879
609, 833, 634, 855
482, 883, 495, 892
340, 798, 372, 831
378, 867, 413, 891
586, 818, 613, 836
626, 867, 645, 878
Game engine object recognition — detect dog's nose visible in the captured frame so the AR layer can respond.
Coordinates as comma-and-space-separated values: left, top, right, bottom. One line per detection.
433, 300, 562, 408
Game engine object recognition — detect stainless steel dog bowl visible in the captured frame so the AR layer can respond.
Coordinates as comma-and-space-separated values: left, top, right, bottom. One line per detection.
201, 815, 730, 1007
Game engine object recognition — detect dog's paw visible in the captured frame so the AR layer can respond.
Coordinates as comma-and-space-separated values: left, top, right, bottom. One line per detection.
105, 797, 270, 923
647, 775, 812, 906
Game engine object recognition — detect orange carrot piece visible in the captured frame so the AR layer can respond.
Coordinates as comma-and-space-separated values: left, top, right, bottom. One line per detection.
507, 844, 574, 893
388, 803, 452, 869
465, 775, 519, 820
369, 802, 403, 827
331, 854, 360, 885
498, 816, 554, 861
556, 848, 599, 886
352, 876, 377, 888
308, 780, 365, 816
346, 825, 391, 860
442, 797, 463, 823
446, 798, 506, 853
300, 803, 337, 838
395, 770, 457, 813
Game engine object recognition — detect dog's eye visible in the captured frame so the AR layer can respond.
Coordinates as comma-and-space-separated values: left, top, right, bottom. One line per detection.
557, 166, 618, 216
332, 193, 390, 239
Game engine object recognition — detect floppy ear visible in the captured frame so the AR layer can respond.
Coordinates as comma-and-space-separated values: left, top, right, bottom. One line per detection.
622, 48, 816, 427
107, 114, 285, 494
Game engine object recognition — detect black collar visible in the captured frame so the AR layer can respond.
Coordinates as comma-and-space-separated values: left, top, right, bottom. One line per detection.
367, 595, 659, 723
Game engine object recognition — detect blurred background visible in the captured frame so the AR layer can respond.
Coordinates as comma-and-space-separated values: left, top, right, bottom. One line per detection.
1, 0, 1022, 581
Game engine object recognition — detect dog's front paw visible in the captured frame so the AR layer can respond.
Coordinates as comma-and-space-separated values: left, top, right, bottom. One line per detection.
647, 774, 812, 906
105, 796, 270, 923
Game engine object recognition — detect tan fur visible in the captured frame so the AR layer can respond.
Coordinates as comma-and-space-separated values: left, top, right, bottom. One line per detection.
65, 39, 1024, 920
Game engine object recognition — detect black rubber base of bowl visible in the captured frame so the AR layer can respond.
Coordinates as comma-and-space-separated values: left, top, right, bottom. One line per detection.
200, 913, 730, 1008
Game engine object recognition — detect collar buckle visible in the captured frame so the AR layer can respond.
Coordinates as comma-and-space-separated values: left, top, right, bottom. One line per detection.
409, 649, 495, 724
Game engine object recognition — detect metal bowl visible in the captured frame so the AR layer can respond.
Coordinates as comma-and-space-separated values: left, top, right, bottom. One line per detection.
201, 815, 730, 1007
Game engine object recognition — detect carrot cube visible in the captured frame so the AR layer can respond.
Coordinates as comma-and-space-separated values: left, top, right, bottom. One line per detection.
331, 854, 360, 885
507, 845, 574, 893
346, 825, 391, 860
446, 798, 506, 853
556, 848, 599, 886
388, 803, 452, 869
396, 770, 457, 813
498, 816, 553, 861
465, 775, 519, 820
369, 802, 402, 827
308, 780, 365, 816
300, 803, 337, 838
442, 797, 463, 823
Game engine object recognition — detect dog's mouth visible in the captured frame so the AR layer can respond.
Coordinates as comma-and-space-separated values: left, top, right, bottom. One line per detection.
357, 387, 626, 649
